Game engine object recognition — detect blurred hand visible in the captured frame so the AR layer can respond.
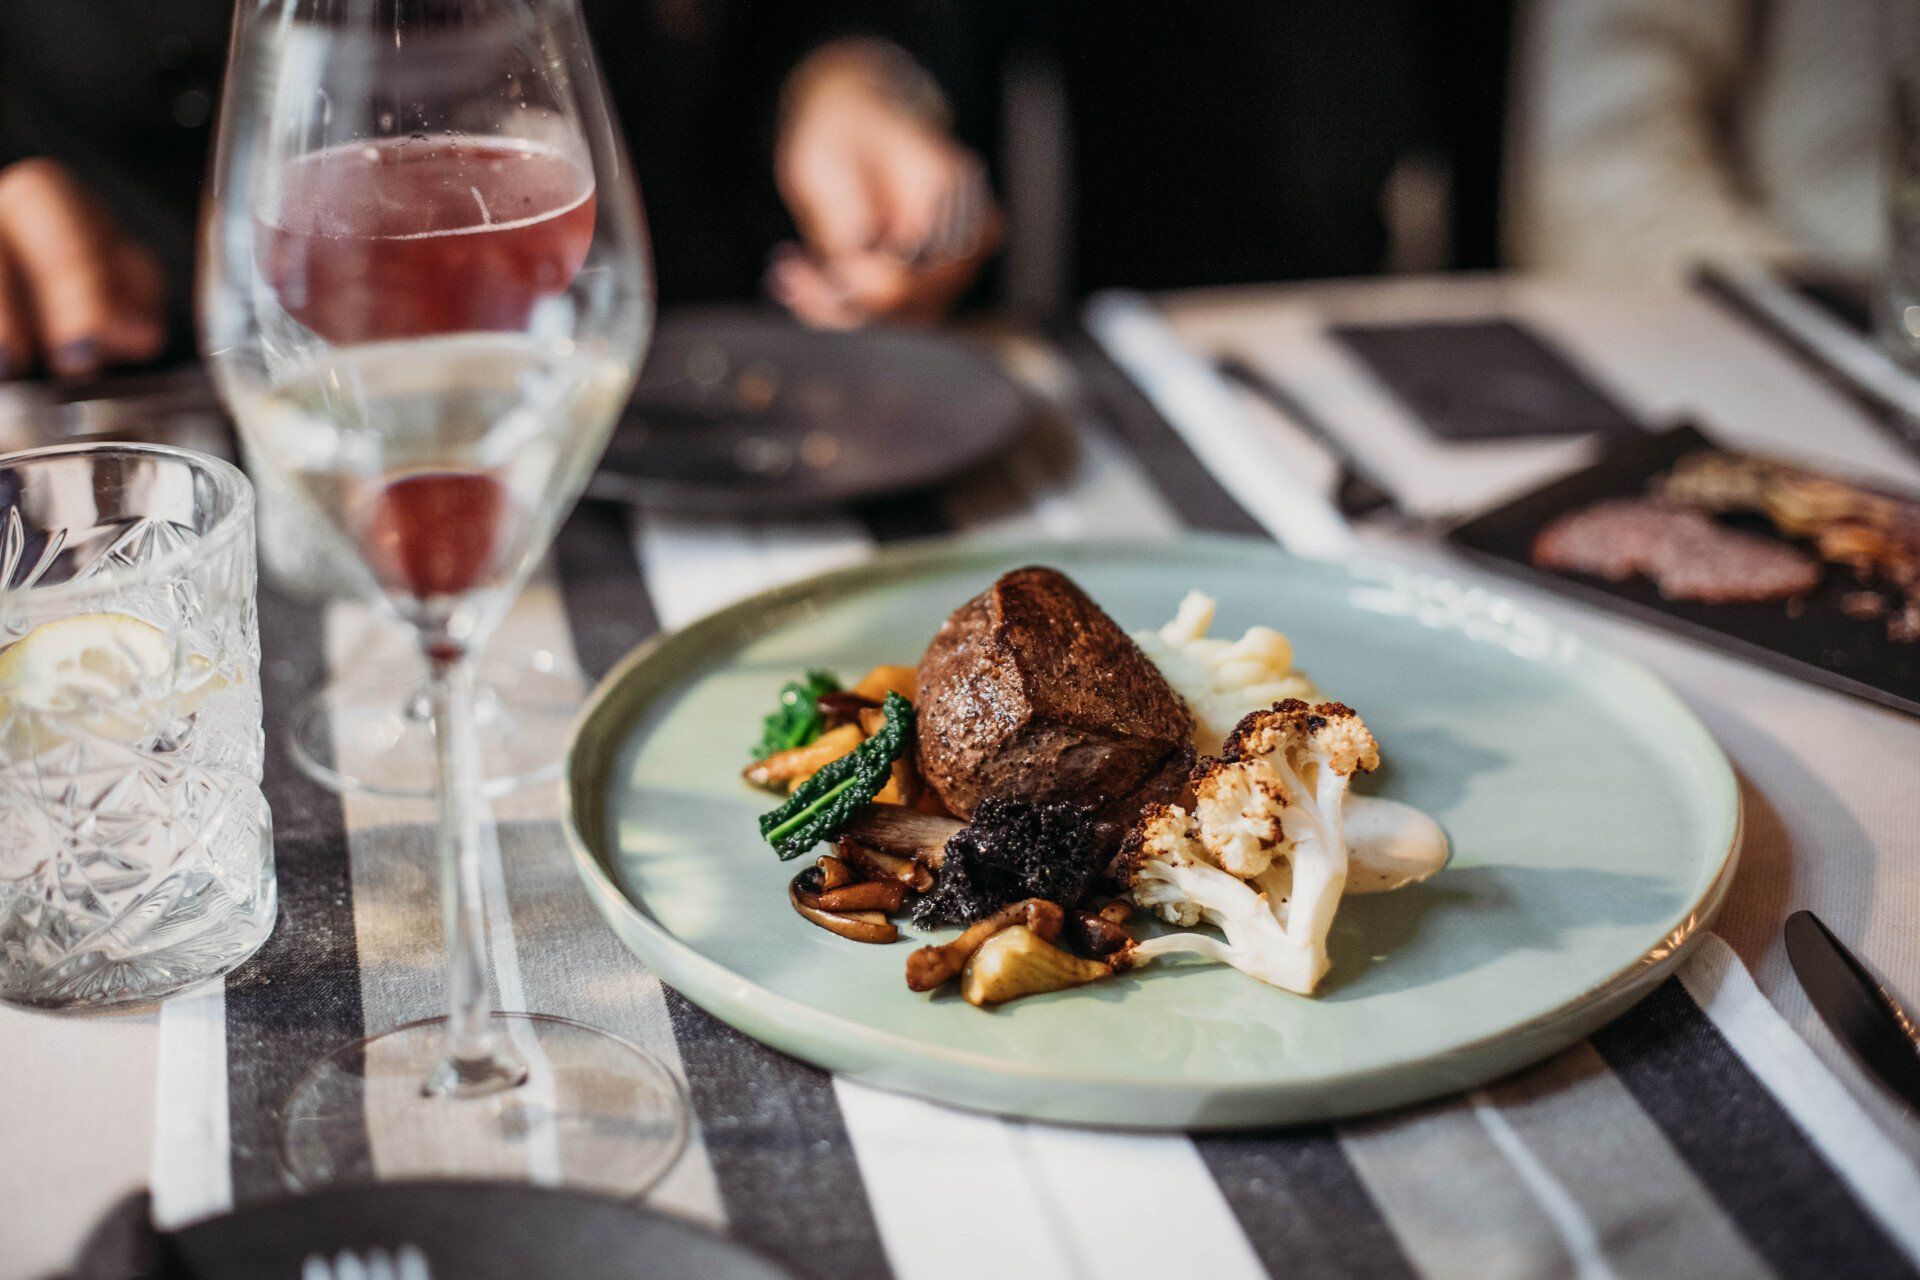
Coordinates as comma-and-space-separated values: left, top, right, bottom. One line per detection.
0, 159, 166, 380
771, 41, 1000, 329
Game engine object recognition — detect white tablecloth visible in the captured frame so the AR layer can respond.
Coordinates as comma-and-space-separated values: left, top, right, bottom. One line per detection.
4, 276, 1917, 1280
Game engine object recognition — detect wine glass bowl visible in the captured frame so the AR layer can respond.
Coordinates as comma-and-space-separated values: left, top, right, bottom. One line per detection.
203, 0, 646, 655
200, 0, 682, 1193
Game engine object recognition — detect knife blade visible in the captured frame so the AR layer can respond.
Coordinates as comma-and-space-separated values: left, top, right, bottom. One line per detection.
1213, 354, 1399, 520
1784, 909, 1920, 1109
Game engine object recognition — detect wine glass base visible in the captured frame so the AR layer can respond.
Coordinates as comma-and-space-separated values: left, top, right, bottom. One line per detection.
279, 1012, 688, 1195
288, 648, 579, 800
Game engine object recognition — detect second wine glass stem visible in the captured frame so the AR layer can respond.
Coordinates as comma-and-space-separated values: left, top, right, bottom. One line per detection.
423, 648, 528, 1098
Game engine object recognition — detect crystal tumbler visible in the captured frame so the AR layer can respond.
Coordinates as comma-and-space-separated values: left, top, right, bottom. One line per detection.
0, 443, 274, 1008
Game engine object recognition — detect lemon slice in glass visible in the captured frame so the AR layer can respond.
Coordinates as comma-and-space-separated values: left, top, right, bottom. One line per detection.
0, 612, 212, 758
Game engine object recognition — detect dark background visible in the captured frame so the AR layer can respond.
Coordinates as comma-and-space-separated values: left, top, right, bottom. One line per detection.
0, 0, 1516, 357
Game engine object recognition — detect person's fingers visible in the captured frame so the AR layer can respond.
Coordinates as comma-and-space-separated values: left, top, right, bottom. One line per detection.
867, 140, 959, 257
918, 155, 998, 266
883, 256, 977, 325
819, 250, 917, 317
0, 250, 33, 379
778, 138, 881, 260
765, 245, 870, 330
781, 237, 989, 330
104, 242, 166, 363
826, 238, 991, 327
0, 159, 157, 377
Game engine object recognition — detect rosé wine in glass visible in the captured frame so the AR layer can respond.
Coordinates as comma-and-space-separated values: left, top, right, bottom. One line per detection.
259, 135, 595, 343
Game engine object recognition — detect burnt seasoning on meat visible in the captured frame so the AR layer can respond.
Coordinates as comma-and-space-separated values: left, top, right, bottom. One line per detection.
914, 567, 1195, 818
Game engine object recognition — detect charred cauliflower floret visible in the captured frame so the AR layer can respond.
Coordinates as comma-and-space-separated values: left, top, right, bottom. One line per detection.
1118, 799, 1328, 994
1119, 699, 1382, 996
1122, 803, 1221, 928
1190, 758, 1288, 877
1225, 699, 1380, 783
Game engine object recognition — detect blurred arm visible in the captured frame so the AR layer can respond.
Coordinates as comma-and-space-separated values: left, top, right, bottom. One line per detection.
1508, 0, 1797, 282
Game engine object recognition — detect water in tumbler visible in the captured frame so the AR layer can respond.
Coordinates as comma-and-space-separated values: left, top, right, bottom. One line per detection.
0, 448, 273, 1008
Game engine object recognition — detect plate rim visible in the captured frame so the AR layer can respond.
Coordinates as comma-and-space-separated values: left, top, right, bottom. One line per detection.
562, 534, 1742, 1123
605, 308, 1038, 514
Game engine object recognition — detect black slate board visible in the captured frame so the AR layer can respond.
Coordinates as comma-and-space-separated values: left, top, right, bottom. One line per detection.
56, 1183, 796, 1280
1448, 423, 1920, 719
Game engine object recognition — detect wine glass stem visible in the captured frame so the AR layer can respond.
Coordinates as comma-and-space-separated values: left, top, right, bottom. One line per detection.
423, 647, 528, 1098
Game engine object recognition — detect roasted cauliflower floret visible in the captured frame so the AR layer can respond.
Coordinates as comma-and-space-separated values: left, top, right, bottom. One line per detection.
1123, 802, 1215, 927
1118, 699, 1382, 996
1190, 757, 1288, 877
1225, 699, 1380, 783
1118, 799, 1328, 994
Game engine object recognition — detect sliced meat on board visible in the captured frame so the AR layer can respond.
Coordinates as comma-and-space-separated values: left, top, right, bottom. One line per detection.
1532, 499, 1821, 604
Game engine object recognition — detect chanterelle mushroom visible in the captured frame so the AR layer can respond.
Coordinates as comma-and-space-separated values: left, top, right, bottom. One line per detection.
961, 926, 1114, 1007
905, 898, 1063, 992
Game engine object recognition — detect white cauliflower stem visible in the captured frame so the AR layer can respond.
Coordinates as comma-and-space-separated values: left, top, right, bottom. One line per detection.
1122, 699, 1381, 995
1124, 802, 1331, 993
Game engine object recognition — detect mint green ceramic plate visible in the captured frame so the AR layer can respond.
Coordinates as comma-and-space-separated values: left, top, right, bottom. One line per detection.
565, 537, 1740, 1128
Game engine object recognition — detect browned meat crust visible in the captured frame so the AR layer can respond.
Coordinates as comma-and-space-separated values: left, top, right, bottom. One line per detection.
1531, 499, 1821, 604
915, 567, 1194, 818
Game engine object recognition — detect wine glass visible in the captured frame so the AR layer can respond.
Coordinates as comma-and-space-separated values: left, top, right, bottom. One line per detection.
199, 0, 686, 1191
250, 442, 585, 802
265, 526, 584, 802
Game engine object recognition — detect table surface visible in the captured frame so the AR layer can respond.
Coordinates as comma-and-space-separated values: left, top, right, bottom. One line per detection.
4, 275, 1918, 1280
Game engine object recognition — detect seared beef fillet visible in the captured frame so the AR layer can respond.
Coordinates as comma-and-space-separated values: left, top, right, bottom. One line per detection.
915, 567, 1194, 818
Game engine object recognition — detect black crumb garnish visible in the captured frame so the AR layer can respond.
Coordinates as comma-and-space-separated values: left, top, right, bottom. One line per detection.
910, 797, 1105, 927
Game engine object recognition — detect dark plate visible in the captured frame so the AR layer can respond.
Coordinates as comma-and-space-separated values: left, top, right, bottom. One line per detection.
593, 307, 1034, 514
150, 1182, 793, 1279
1448, 423, 1920, 719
